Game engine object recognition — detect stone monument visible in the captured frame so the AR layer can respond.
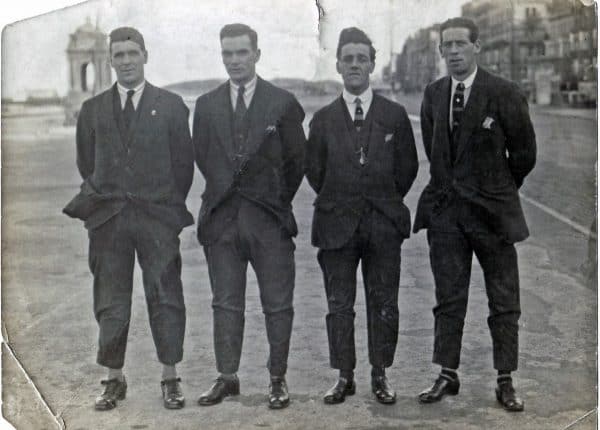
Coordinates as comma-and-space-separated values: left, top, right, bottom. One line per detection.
64, 18, 111, 125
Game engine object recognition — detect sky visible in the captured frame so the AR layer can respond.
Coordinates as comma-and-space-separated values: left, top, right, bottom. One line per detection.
1, 0, 463, 100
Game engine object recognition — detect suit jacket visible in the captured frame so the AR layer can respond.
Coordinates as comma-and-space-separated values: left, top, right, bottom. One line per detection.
63, 82, 195, 231
305, 93, 418, 250
192, 76, 306, 245
413, 68, 536, 243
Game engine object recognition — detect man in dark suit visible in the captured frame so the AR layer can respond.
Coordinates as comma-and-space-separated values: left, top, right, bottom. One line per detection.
192, 23, 305, 409
414, 17, 536, 412
63, 27, 193, 410
305, 27, 418, 405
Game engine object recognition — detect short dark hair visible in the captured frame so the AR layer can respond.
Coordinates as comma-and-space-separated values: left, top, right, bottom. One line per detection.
336, 27, 376, 62
109, 27, 145, 52
220, 23, 258, 50
439, 17, 479, 43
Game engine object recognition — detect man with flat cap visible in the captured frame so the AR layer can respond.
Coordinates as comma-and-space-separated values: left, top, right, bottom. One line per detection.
414, 17, 536, 411
193, 23, 305, 409
64, 27, 193, 410
305, 27, 418, 405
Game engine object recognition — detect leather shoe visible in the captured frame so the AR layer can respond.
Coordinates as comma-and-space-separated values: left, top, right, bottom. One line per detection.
418, 374, 460, 403
323, 378, 356, 404
197, 376, 240, 406
372, 376, 396, 404
161, 377, 185, 409
268, 376, 290, 409
496, 380, 524, 412
95, 377, 127, 411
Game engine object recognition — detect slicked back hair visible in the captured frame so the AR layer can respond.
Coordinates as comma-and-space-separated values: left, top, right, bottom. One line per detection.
439, 17, 479, 43
220, 23, 258, 50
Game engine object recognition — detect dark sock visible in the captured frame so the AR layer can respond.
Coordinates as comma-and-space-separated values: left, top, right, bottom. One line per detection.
371, 366, 385, 378
339, 369, 354, 382
497, 371, 512, 384
441, 368, 458, 381
270, 373, 285, 381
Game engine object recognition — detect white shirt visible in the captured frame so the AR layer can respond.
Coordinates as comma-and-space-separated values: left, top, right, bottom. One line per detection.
230, 75, 257, 111
342, 86, 373, 121
449, 66, 477, 127
117, 80, 145, 110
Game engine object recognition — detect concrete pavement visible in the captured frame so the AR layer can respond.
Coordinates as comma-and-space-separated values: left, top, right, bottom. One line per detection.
1, 101, 597, 429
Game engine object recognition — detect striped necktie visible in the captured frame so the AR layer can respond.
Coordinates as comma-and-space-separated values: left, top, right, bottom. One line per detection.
354, 97, 364, 131
452, 82, 465, 130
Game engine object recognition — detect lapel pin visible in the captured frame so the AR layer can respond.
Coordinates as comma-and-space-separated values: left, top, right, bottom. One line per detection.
385, 133, 394, 142
151, 109, 157, 116
482, 116, 494, 129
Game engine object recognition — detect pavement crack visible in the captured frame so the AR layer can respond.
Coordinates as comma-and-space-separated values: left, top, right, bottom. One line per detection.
3, 341, 66, 430
563, 409, 597, 429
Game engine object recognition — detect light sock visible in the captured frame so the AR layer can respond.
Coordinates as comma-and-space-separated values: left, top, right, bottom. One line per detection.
107, 367, 124, 381
162, 364, 177, 381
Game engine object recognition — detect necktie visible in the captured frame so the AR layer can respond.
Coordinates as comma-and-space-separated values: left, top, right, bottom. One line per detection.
123, 89, 135, 131
452, 82, 465, 130
354, 97, 364, 131
233, 85, 247, 153
234, 85, 247, 120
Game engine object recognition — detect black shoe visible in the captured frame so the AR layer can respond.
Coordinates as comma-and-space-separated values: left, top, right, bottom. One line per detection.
323, 378, 356, 404
496, 379, 524, 412
418, 374, 460, 404
371, 376, 396, 404
95, 377, 127, 411
197, 376, 240, 406
161, 377, 185, 409
268, 376, 290, 409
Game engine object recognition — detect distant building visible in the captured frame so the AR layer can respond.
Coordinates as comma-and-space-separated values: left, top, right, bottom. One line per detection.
64, 19, 112, 125
25, 89, 62, 105
539, 0, 597, 105
396, 0, 596, 106
462, 0, 551, 99
394, 24, 446, 92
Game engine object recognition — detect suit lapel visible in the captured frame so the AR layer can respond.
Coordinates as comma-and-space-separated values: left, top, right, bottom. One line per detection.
433, 77, 452, 160
333, 96, 362, 169
455, 69, 488, 163
244, 77, 269, 153
127, 82, 160, 149
107, 84, 127, 152
213, 82, 235, 157
363, 94, 383, 164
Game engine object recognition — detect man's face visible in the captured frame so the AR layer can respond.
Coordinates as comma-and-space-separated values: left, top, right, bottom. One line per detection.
439, 27, 480, 80
110, 40, 147, 88
336, 43, 374, 95
221, 35, 260, 85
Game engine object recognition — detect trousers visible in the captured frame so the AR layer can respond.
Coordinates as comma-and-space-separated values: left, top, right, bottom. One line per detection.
89, 204, 186, 369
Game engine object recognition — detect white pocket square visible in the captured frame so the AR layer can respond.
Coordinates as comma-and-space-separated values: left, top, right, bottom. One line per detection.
482, 117, 494, 129
385, 133, 394, 142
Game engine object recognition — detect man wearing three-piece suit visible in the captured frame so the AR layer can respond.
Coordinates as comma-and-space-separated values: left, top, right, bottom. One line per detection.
413, 17, 536, 411
193, 23, 305, 409
305, 27, 418, 405
63, 27, 192, 410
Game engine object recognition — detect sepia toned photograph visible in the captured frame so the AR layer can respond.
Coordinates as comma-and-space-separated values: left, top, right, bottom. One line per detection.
1, 0, 597, 429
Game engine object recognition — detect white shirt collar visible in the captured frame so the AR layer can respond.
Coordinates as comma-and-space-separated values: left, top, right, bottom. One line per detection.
230, 74, 257, 95
117, 80, 146, 96
230, 74, 258, 109
451, 66, 477, 90
116, 80, 145, 109
342, 86, 373, 106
